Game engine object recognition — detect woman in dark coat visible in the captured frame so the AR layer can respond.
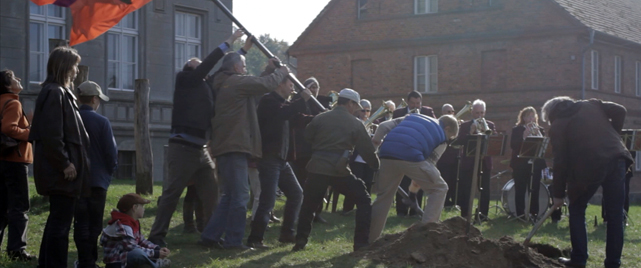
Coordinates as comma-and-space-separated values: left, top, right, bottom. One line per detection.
510, 106, 546, 219
29, 46, 90, 268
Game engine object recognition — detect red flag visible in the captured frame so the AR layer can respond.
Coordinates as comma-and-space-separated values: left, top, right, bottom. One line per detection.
30, 0, 78, 7
69, 0, 150, 46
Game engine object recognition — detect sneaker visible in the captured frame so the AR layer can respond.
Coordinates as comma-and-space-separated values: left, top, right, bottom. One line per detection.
156, 258, 171, 268
8, 250, 36, 261
246, 241, 270, 249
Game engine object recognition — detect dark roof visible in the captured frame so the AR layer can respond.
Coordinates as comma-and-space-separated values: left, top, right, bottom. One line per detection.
552, 0, 641, 45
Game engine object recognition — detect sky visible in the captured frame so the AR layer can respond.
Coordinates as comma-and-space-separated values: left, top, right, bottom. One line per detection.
232, 0, 332, 44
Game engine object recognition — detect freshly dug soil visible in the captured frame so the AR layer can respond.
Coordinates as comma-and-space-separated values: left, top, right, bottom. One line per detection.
357, 217, 566, 268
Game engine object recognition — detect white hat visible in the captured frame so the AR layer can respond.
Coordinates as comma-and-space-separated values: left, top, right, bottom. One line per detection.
78, 81, 109, 101
360, 99, 371, 109
338, 88, 363, 109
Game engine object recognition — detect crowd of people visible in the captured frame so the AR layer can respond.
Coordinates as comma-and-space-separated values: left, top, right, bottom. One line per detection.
0, 29, 633, 268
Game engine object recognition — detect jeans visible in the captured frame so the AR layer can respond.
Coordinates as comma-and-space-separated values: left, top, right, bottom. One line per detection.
248, 156, 303, 243
74, 187, 108, 268
127, 247, 158, 268
0, 161, 30, 253
149, 142, 218, 243
296, 172, 371, 249
38, 195, 76, 268
201, 152, 250, 247
569, 158, 626, 268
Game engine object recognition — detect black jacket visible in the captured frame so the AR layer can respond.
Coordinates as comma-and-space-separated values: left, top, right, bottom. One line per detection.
29, 83, 90, 197
257, 91, 308, 160
171, 47, 225, 139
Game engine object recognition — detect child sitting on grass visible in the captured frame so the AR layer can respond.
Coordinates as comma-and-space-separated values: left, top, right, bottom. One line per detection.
100, 193, 171, 268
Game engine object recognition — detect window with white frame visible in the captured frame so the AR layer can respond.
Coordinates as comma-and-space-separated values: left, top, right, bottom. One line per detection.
107, 12, 138, 91
414, 55, 438, 93
591, 50, 599, 90
614, 56, 622, 93
358, 0, 368, 19
415, 0, 438, 14
175, 12, 202, 72
29, 2, 66, 83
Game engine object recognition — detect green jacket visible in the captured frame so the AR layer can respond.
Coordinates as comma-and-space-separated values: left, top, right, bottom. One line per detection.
305, 106, 380, 177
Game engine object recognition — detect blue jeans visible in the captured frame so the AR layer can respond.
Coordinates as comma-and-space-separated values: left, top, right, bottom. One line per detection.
201, 152, 250, 247
126, 248, 157, 268
247, 156, 303, 243
569, 158, 626, 268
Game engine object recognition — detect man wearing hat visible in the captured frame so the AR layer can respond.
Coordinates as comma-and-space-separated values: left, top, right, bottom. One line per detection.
293, 88, 380, 252
74, 81, 118, 268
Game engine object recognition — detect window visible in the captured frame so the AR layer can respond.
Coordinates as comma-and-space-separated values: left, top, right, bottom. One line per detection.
415, 0, 438, 14
107, 12, 138, 91
116, 151, 136, 180
591, 50, 599, 90
29, 2, 66, 83
614, 56, 622, 93
175, 12, 202, 72
414, 55, 438, 93
358, 0, 368, 19
636, 61, 641, 96
636, 152, 641, 171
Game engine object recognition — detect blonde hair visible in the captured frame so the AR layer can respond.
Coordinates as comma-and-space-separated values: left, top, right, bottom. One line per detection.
515, 106, 538, 126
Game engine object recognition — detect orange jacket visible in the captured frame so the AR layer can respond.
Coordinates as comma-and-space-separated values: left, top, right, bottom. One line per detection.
0, 93, 32, 164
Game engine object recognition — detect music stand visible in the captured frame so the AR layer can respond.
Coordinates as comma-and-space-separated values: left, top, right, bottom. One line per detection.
517, 136, 548, 223
463, 134, 490, 233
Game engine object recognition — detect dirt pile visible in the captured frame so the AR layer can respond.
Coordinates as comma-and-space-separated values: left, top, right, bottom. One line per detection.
357, 217, 565, 268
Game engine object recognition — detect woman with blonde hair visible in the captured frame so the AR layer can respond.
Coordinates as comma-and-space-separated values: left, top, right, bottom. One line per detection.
29, 46, 90, 268
509, 106, 546, 220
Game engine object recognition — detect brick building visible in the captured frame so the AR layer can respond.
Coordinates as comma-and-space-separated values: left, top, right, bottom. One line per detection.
0, 0, 233, 180
289, 0, 641, 198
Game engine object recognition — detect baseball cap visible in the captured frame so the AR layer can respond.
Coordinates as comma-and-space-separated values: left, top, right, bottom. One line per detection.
77, 81, 109, 101
117, 193, 151, 212
338, 88, 363, 109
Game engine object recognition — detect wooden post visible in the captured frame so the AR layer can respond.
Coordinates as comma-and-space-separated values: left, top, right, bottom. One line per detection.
48, 39, 69, 52
134, 79, 153, 195
72, 65, 89, 96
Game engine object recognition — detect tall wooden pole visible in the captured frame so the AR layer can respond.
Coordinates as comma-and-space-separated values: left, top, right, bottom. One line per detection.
134, 79, 153, 194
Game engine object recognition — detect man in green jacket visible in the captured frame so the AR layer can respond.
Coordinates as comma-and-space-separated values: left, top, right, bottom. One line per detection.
293, 88, 380, 252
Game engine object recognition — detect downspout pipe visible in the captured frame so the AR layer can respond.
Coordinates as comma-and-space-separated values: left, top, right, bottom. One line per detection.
581, 29, 596, 100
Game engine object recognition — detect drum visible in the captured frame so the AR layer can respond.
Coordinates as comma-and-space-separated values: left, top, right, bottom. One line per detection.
501, 179, 550, 216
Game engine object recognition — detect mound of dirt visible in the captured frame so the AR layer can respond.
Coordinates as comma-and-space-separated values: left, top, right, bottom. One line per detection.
357, 217, 565, 268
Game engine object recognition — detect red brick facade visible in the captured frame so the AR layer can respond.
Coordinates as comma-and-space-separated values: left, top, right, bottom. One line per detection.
290, 0, 641, 198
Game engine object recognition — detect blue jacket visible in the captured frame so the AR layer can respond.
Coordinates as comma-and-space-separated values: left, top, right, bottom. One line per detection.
379, 113, 446, 162
79, 105, 118, 189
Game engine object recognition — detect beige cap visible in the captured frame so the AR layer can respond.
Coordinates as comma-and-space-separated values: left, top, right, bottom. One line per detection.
78, 81, 109, 101
338, 88, 363, 109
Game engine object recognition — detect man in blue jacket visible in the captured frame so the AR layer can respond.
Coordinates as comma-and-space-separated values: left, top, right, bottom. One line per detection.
74, 81, 118, 268
368, 113, 458, 243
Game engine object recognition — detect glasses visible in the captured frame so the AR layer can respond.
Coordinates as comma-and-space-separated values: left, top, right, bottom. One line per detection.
445, 110, 455, 114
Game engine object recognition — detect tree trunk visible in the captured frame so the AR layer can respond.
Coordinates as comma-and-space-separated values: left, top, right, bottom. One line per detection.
134, 79, 153, 195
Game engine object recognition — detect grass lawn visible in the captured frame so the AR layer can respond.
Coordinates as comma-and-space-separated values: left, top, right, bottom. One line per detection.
1, 179, 639, 268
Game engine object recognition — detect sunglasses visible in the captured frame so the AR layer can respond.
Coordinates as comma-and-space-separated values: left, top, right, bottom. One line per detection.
362, 109, 371, 112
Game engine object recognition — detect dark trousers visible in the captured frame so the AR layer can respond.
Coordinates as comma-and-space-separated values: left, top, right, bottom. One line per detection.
296, 172, 371, 248
248, 156, 303, 243
395, 176, 423, 216
74, 187, 107, 268
290, 157, 323, 216
183, 184, 204, 232
569, 159, 626, 268
513, 159, 545, 217
437, 160, 459, 207
149, 142, 218, 242
343, 162, 374, 212
38, 194, 76, 268
0, 161, 30, 253
457, 165, 491, 217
